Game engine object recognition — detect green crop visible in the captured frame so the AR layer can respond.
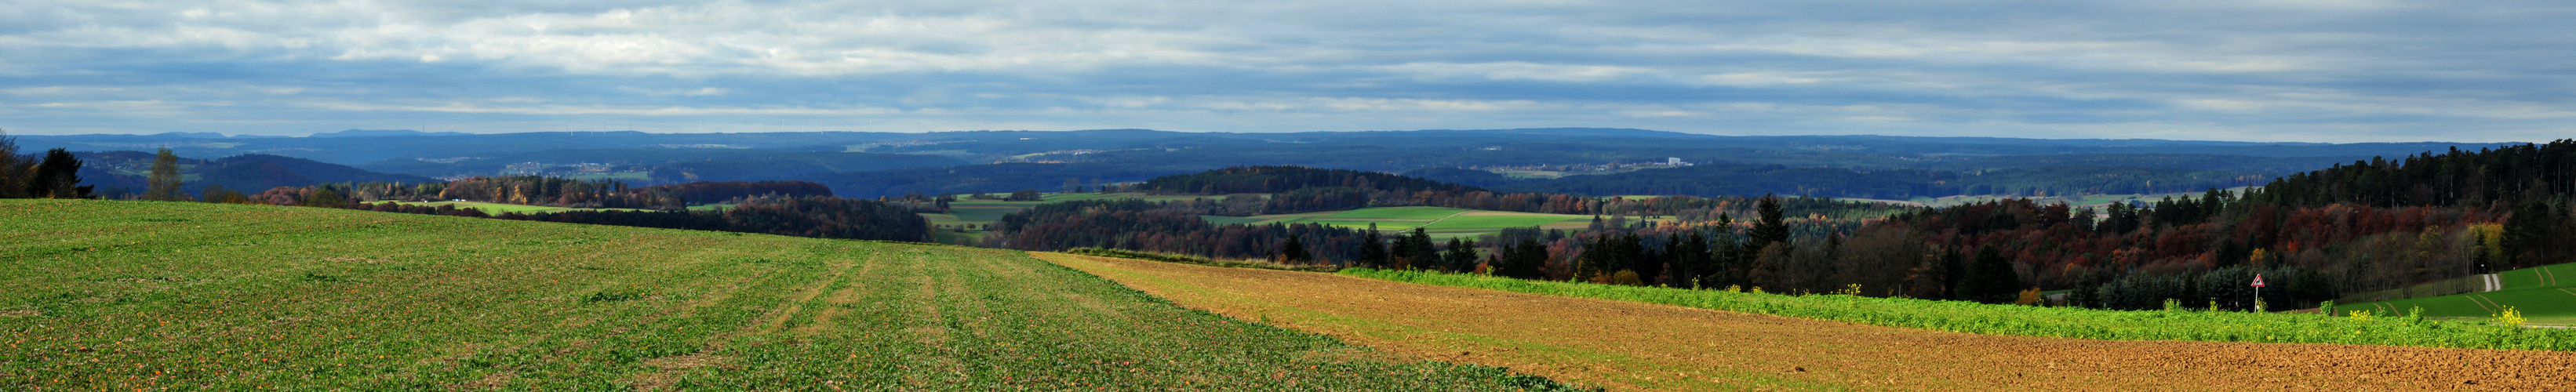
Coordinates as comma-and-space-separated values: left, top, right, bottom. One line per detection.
1341, 268, 2576, 351
1, 200, 1585, 390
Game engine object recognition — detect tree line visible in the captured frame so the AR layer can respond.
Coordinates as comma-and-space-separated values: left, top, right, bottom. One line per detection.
0, 131, 98, 199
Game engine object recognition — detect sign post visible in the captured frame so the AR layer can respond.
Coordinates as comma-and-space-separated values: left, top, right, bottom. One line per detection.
2250, 274, 2267, 312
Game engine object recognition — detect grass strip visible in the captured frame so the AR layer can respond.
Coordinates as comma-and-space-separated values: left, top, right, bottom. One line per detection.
1340, 268, 2576, 351
1061, 248, 1337, 272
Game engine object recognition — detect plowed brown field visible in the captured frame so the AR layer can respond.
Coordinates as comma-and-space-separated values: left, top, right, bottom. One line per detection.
1034, 252, 2576, 391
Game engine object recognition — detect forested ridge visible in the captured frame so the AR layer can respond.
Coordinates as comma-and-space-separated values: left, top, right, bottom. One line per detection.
988, 141, 2576, 314
1137, 165, 1484, 195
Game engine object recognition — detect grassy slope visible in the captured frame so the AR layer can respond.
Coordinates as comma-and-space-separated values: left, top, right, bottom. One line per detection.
2337, 262, 2576, 325
0, 200, 1569, 390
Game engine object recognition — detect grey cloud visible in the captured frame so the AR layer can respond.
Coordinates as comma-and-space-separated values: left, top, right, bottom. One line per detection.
0, 0, 2571, 142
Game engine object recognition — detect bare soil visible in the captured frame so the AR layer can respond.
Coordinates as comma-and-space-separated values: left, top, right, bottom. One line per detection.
1035, 252, 2576, 391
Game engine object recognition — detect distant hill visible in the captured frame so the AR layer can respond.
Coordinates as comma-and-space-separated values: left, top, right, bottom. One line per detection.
149, 132, 232, 139
199, 154, 442, 191
309, 129, 473, 138
1139, 165, 1484, 195
69, 151, 439, 198
800, 162, 1204, 198
14, 128, 2519, 199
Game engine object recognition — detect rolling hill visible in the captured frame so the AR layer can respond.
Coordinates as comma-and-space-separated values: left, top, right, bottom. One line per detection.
0, 199, 1575, 390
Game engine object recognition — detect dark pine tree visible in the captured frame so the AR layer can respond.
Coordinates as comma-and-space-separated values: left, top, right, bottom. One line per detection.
1359, 223, 1388, 268
1398, 227, 1439, 270
1749, 195, 1790, 252
27, 148, 91, 199
1499, 238, 1550, 279
1956, 245, 2023, 304
1441, 238, 1479, 273
1281, 235, 1312, 263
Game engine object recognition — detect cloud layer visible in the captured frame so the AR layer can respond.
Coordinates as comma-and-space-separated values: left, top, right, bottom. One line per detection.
3, 0, 2571, 141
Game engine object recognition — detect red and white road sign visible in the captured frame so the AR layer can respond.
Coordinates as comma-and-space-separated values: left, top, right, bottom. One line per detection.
2251, 274, 2266, 287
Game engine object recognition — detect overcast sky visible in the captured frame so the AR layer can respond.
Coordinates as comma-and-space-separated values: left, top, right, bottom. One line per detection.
2, 0, 2570, 141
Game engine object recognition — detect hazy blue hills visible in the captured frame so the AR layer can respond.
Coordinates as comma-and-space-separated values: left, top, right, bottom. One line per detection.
18, 128, 2527, 200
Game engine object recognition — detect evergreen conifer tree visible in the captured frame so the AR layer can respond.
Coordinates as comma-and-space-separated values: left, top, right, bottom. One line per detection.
1359, 223, 1388, 267
1956, 245, 2022, 303
27, 148, 89, 199
1750, 195, 1790, 251
1281, 235, 1311, 263
1399, 227, 1439, 268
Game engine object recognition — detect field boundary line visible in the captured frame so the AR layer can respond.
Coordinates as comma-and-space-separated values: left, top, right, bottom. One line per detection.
2465, 295, 2497, 314
1379, 210, 1474, 231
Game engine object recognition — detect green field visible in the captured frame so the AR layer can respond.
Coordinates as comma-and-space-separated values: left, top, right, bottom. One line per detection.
928, 230, 985, 245
1422, 215, 1587, 230
1342, 268, 2576, 351
0, 200, 1575, 390
2337, 262, 2576, 325
943, 206, 1025, 223
1314, 206, 1468, 220
1213, 207, 1468, 230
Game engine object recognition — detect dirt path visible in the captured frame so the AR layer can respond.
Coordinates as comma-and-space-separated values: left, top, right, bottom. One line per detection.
1034, 252, 2576, 391
1383, 210, 1474, 231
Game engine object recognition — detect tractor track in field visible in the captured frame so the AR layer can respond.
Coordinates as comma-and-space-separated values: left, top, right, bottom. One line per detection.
1035, 252, 2576, 391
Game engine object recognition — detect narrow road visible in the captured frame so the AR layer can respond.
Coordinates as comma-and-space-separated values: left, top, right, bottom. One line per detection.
1038, 252, 2576, 391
